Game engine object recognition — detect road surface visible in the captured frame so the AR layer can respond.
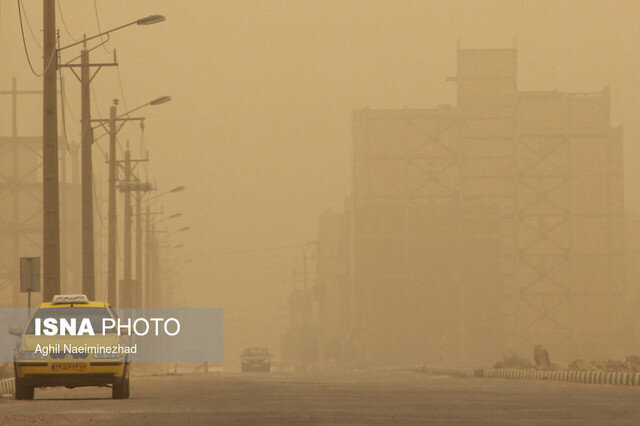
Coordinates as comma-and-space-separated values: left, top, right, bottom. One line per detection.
1, 370, 639, 424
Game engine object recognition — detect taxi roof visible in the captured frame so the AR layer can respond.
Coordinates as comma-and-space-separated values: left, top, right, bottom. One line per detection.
38, 300, 108, 309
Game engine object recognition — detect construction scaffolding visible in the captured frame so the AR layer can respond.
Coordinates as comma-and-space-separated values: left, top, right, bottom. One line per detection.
346, 48, 626, 364
0, 78, 80, 307
351, 104, 504, 366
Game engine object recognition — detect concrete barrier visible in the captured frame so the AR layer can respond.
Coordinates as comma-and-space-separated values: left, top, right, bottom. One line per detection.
421, 367, 484, 378
0, 377, 14, 398
420, 367, 640, 387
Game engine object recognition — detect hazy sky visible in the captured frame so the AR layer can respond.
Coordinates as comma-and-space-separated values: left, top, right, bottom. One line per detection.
1, 0, 639, 363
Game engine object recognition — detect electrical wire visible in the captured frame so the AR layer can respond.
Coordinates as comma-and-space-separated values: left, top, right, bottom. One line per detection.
91, 84, 125, 152
18, 0, 42, 49
56, 34, 80, 157
115, 65, 130, 116
17, 0, 55, 77
58, 68, 79, 156
59, 69, 79, 124
113, 65, 148, 181
93, 178, 108, 231
56, 0, 80, 42
92, 0, 113, 54
139, 122, 149, 181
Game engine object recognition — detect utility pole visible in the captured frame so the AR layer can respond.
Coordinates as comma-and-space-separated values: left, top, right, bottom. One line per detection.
54, 12, 166, 303
80, 44, 95, 300
151, 223, 159, 307
144, 206, 151, 307
95, 97, 161, 306
43, 0, 61, 301
122, 148, 133, 306
11, 78, 20, 306
59, 44, 116, 301
117, 147, 151, 306
108, 101, 118, 306
60, 48, 116, 300
135, 190, 143, 305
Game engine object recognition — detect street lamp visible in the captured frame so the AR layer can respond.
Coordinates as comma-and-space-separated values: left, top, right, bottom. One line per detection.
145, 186, 185, 203
155, 213, 182, 225
57, 15, 166, 53
157, 243, 185, 254
91, 96, 171, 306
143, 187, 184, 308
150, 96, 172, 105
137, 15, 166, 25
53, 14, 166, 303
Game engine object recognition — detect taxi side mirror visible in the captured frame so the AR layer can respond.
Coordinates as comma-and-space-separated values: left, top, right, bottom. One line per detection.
8, 326, 22, 336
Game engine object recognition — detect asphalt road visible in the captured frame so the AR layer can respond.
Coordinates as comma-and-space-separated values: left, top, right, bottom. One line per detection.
1, 370, 639, 424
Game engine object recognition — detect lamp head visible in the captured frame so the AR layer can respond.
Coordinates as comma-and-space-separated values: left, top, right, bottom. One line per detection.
150, 95, 172, 105
137, 15, 166, 25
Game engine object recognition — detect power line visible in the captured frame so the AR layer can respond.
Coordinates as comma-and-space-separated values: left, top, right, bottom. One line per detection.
17, 0, 55, 77
56, 0, 80, 42
93, 178, 108, 230
18, 0, 42, 49
115, 65, 130, 115
58, 68, 79, 123
57, 67, 79, 156
91, 84, 125, 153
92, 0, 113, 54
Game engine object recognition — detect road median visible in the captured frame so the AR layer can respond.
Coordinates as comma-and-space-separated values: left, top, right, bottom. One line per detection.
0, 378, 14, 398
418, 366, 640, 386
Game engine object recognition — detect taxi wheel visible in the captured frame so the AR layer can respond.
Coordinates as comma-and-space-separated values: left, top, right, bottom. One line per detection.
112, 366, 130, 399
14, 379, 34, 400
112, 376, 130, 399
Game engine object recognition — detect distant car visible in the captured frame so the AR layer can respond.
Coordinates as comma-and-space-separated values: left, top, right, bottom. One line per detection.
240, 347, 271, 372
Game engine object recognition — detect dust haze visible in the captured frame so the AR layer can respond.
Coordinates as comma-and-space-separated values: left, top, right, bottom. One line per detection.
1, 0, 640, 372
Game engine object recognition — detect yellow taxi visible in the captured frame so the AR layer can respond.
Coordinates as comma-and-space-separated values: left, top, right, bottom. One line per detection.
9, 295, 130, 400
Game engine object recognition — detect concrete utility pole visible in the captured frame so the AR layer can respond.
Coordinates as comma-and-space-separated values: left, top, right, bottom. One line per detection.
144, 206, 152, 307
80, 45, 95, 300
93, 96, 169, 306
57, 14, 166, 303
108, 101, 118, 306
117, 148, 152, 306
59, 45, 117, 301
43, 0, 61, 301
135, 190, 143, 303
143, 209, 182, 307
151, 223, 159, 307
123, 148, 133, 306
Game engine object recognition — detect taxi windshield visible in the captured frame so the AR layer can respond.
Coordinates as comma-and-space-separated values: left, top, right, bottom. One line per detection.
24, 307, 116, 335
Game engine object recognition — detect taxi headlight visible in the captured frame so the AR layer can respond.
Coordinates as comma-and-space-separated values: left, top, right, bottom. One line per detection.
18, 350, 45, 360
93, 351, 122, 359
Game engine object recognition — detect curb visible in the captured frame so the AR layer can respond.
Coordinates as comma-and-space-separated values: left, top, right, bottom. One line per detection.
420, 367, 640, 386
420, 367, 484, 378
0, 377, 14, 398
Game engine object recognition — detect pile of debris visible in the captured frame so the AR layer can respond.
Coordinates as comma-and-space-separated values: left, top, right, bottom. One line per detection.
567, 356, 640, 373
491, 345, 561, 371
491, 345, 640, 373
